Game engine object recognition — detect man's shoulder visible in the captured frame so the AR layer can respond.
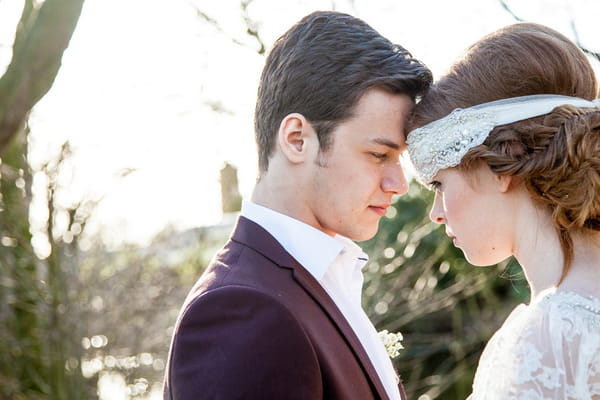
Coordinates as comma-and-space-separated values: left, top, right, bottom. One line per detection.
180, 238, 295, 309
194, 216, 303, 291
199, 235, 284, 288
165, 282, 325, 400
183, 284, 293, 320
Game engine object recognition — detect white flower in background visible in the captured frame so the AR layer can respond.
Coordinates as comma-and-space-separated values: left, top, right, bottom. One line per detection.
378, 329, 404, 358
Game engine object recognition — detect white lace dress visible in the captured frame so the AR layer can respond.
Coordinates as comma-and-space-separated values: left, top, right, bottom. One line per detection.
467, 289, 600, 400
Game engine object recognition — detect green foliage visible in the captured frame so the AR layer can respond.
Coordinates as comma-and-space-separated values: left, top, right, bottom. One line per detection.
75, 245, 185, 398
361, 182, 529, 399
0, 131, 87, 400
0, 131, 44, 400
0, 128, 225, 399
70, 226, 226, 398
0, 0, 87, 394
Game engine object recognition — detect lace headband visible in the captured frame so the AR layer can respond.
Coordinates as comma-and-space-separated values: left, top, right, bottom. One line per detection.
407, 94, 600, 183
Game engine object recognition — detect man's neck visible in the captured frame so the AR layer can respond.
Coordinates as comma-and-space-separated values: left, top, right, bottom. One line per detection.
251, 177, 334, 236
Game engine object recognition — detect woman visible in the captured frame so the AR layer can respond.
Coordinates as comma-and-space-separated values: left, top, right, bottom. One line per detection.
408, 23, 600, 399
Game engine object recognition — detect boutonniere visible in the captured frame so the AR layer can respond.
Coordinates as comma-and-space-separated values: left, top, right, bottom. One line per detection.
378, 329, 404, 358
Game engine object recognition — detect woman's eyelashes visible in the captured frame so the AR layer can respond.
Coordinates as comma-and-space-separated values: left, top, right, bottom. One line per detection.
429, 180, 442, 191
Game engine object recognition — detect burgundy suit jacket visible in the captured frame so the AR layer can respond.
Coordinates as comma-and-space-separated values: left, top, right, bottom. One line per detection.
164, 216, 407, 399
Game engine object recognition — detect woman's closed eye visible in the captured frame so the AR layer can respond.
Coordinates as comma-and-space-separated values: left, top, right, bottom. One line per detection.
429, 180, 442, 191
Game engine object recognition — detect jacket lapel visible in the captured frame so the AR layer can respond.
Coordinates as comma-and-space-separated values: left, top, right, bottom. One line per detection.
290, 262, 390, 399
231, 216, 390, 400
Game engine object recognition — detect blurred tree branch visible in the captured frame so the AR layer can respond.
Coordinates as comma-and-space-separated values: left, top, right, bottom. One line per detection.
498, 0, 524, 22
499, 0, 600, 63
240, 0, 265, 55
193, 0, 354, 56
193, 0, 266, 55
569, 20, 600, 63
0, 0, 86, 154
194, 8, 248, 49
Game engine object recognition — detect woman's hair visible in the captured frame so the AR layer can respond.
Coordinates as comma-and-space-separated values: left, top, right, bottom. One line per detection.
411, 23, 600, 282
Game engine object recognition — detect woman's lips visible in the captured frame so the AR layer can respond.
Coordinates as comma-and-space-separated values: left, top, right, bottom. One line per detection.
448, 234, 458, 246
446, 230, 457, 245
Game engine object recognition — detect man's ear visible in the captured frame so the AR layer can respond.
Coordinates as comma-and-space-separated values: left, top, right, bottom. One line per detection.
277, 113, 315, 164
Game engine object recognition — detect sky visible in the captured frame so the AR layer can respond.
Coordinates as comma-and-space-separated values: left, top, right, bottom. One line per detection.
2, 0, 599, 247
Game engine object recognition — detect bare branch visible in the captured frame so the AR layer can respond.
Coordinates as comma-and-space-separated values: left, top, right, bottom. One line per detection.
499, 1, 600, 64
193, 2, 265, 55
570, 20, 600, 63
240, 0, 266, 55
580, 46, 600, 63
498, 0, 525, 22
194, 7, 248, 49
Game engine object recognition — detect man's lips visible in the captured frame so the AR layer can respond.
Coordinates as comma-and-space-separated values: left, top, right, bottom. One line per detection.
369, 204, 390, 216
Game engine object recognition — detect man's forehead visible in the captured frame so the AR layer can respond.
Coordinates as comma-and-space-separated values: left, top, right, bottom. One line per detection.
368, 137, 403, 150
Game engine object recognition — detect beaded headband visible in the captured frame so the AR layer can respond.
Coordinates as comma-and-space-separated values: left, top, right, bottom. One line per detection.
407, 94, 600, 183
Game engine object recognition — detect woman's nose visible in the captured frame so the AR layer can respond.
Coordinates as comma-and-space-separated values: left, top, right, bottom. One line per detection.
429, 193, 445, 224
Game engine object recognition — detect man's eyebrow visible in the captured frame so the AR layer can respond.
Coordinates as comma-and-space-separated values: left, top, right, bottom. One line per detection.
370, 137, 401, 150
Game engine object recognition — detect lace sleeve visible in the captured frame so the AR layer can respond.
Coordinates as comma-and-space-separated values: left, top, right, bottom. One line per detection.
468, 292, 600, 400
590, 350, 600, 398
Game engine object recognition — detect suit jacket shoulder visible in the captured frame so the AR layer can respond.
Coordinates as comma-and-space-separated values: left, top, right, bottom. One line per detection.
170, 285, 323, 399
165, 216, 391, 400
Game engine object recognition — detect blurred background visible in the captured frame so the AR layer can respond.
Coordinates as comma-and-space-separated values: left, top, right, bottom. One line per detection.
0, 0, 598, 399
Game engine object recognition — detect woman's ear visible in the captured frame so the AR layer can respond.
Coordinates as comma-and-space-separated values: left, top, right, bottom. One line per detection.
277, 113, 314, 164
498, 174, 519, 193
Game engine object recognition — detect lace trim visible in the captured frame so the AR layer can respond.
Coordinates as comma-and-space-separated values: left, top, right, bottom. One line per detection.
468, 289, 600, 400
407, 95, 600, 183
540, 290, 600, 317
407, 107, 495, 183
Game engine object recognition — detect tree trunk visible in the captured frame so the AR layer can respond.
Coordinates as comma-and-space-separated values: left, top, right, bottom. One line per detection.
0, 0, 86, 153
0, 0, 87, 398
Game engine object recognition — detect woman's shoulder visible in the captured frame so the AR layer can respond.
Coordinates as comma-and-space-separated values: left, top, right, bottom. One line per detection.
503, 289, 600, 323
483, 288, 600, 368
533, 289, 600, 332
492, 289, 600, 371
470, 290, 600, 399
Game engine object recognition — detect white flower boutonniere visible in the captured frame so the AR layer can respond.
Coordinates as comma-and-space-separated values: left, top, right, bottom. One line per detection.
378, 329, 404, 358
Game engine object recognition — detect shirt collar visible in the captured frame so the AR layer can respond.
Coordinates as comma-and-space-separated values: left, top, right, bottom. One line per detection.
241, 200, 368, 280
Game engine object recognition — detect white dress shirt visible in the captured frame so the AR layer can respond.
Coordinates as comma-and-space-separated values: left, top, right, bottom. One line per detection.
242, 200, 401, 400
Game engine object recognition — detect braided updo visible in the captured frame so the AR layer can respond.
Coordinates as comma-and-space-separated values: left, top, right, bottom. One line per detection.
411, 22, 600, 281
462, 105, 600, 276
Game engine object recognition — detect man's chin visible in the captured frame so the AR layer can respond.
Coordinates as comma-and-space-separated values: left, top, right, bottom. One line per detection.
348, 227, 378, 242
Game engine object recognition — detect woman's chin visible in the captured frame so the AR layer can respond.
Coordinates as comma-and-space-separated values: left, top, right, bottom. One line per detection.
464, 253, 507, 267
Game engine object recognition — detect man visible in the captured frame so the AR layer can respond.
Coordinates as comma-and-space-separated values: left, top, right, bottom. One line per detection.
164, 11, 431, 400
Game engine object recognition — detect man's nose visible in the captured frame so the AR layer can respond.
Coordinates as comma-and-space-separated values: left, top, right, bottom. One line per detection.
382, 163, 408, 195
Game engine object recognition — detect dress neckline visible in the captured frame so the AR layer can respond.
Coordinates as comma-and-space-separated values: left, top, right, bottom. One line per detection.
535, 288, 600, 315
